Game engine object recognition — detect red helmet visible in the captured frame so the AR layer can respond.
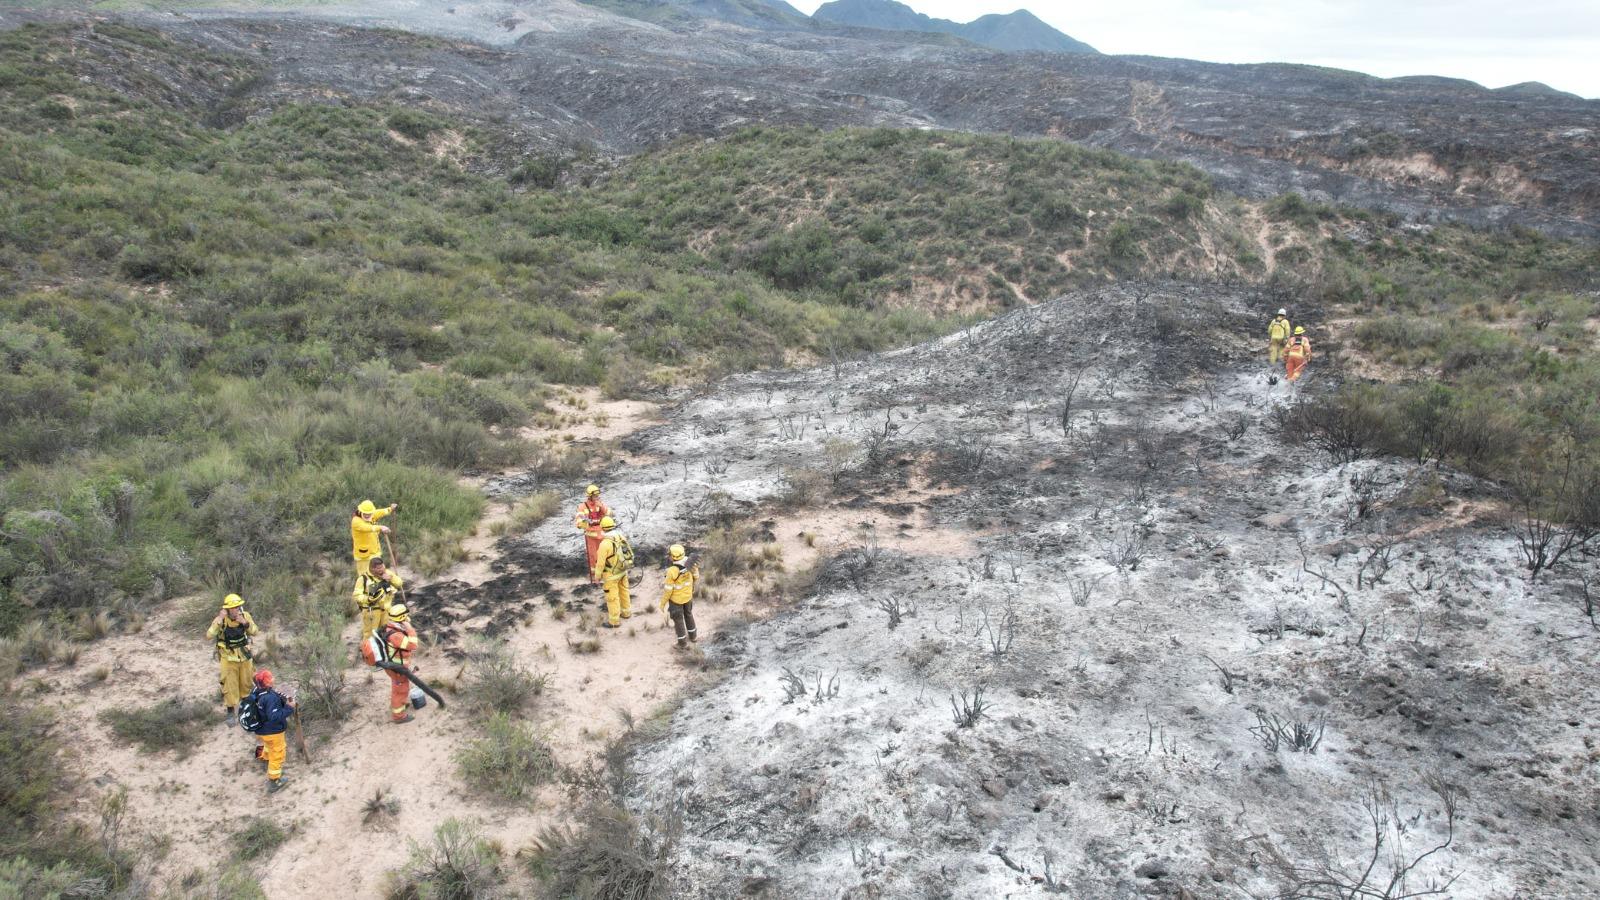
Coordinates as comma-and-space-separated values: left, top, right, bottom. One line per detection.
253, 669, 274, 687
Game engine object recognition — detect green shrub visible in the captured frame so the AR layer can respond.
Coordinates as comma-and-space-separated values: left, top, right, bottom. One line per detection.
1162, 191, 1205, 221
234, 817, 291, 862
495, 491, 561, 536
0, 856, 104, 899
386, 109, 441, 142
388, 818, 503, 900
0, 706, 124, 887
98, 697, 213, 755
461, 643, 549, 717
456, 714, 556, 802
511, 154, 566, 189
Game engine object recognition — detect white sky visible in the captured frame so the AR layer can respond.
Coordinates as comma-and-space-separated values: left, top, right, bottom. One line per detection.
792, 0, 1600, 98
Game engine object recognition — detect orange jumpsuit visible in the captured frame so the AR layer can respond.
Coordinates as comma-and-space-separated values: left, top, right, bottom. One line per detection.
1284, 336, 1312, 381
573, 498, 609, 583
381, 621, 419, 721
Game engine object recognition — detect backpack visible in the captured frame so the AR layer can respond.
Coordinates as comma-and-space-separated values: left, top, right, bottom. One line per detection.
611, 535, 634, 572
238, 688, 265, 733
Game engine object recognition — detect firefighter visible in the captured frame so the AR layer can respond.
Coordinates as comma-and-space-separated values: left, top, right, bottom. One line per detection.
573, 484, 609, 584
353, 556, 403, 642
243, 670, 296, 793
658, 544, 698, 649
1268, 308, 1292, 366
592, 516, 634, 629
351, 499, 397, 576
206, 593, 258, 724
1284, 326, 1312, 382
377, 603, 420, 724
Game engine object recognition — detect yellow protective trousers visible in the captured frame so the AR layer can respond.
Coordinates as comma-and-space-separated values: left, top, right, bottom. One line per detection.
603, 575, 632, 627
360, 606, 389, 641
219, 657, 255, 709
1268, 338, 1287, 365
259, 733, 286, 781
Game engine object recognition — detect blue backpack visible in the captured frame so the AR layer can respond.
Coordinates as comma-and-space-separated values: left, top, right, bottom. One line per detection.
238, 688, 266, 733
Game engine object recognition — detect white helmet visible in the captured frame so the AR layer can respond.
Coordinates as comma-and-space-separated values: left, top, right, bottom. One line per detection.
1277, 308, 1287, 315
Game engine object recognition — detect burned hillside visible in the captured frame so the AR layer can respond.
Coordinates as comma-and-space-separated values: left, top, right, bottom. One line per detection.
561, 283, 1600, 898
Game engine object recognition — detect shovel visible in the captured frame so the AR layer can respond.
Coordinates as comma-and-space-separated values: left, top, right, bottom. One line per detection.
383, 531, 410, 606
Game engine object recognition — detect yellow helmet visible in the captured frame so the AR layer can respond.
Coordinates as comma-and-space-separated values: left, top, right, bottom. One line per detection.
358, 499, 377, 515
600, 516, 617, 530
387, 603, 409, 622
669, 544, 686, 561
222, 593, 244, 610
1293, 326, 1306, 335
586, 484, 601, 496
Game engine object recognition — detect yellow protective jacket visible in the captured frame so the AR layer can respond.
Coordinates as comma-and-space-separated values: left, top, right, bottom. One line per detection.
353, 571, 404, 611
593, 534, 634, 582
350, 507, 392, 559
207, 611, 258, 663
1268, 317, 1292, 341
660, 561, 696, 609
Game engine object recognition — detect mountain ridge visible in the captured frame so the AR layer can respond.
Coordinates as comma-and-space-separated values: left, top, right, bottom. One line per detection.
812, 0, 1097, 53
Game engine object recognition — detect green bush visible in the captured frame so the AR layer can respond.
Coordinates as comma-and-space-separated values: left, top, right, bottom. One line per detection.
388, 818, 503, 900
461, 643, 549, 717
0, 707, 123, 887
456, 714, 556, 802
234, 817, 291, 862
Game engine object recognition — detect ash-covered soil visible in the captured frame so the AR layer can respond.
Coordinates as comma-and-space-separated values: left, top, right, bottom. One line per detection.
6, 0, 1595, 236
571, 284, 1600, 898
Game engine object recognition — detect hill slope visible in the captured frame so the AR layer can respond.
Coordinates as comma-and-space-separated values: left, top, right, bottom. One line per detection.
812, 0, 1097, 53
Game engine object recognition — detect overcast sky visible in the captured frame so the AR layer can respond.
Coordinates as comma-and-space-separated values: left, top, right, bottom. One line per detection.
792, 0, 1600, 98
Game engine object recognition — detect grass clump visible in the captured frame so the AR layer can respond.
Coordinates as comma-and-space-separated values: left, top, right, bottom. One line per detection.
456, 714, 557, 803
234, 817, 291, 863
461, 643, 549, 717
387, 818, 504, 900
490, 490, 562, 537
98, 696, 214, 755
363, 789, 402, 828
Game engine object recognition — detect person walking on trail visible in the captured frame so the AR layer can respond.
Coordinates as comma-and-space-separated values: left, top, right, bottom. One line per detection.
658, 544, 698, 649
350, 499, 398, 576
592, 516, 634, 629
375, 604, 421, 724
573, 484, 609, 584
353, 556, 403, 642
241, 669, 296, 793
1268, 308, 1292, 367
207, 593, 258, 725
1284, 326, 1312, 382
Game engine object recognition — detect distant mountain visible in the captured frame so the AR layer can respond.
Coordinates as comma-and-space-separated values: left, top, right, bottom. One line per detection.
1495, 81, 1584, 101
813, 0, 1097, 54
